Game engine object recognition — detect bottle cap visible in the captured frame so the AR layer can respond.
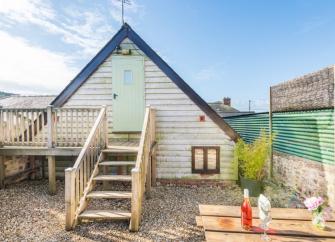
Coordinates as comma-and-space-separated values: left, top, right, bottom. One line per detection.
244, 189, 249, 198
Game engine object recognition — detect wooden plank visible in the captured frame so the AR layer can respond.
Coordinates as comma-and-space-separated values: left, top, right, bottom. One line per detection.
205, 231, 335, 242
47, 105, 54, 148
47, 155, 56, 195
130, 168, 140, 232
65, 167, 75, 230
0, 156, 4, 188
78, 210, 131, 220
196, 216, 203, 227
87, 191, 132, 199
201, 216, 335, 238
269, 86, 273, 178
0, 147, 81, 156
199, 205, 335, 222
93, 175, 131, 181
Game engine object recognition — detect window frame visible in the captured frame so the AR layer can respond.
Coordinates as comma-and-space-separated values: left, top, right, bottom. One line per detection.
191, 146, 220, 174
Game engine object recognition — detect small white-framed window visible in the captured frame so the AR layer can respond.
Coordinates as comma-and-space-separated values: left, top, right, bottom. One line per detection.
124, 70, 133, 85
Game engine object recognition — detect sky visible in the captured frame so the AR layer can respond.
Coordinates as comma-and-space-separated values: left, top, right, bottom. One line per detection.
0, 0, 334, 112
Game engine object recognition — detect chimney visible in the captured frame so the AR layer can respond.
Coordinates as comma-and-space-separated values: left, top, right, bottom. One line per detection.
223, 97, 231, 106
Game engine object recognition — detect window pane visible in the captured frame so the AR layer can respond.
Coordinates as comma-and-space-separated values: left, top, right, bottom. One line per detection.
207, 148, 217, 170
194, 148, 204, 170
124, 70, 133, 85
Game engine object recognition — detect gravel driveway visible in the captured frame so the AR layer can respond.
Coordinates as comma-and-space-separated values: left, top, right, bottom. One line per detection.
0, 179, 303, 241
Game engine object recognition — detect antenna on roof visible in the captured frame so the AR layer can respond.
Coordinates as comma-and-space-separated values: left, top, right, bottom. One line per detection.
116, 0, 131, 24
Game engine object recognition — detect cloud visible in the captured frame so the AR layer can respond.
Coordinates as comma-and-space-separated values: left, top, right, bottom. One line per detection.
0, 0, 144, 94
0, 30, 78, 94
194, 62, 226, 82
0, 0, 116, 55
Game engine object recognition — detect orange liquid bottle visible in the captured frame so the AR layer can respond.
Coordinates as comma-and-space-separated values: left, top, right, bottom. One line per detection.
241, 189, 252, 230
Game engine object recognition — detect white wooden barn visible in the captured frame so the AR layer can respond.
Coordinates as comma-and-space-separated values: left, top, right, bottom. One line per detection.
51, 23, 238, 182
0, 23, 239, 230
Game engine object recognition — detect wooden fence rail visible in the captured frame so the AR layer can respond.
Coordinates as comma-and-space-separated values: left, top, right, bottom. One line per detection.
0, 108, 47, 146
65, 106, 107, 230
0, 106, 100, 147
53, 108, 100, 147
130, 107, 156, 231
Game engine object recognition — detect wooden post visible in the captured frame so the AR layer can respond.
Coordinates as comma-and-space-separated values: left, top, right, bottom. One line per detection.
0, 109, 3, 147
102, 105, 108, 147
151, 147, 157, 187
65, 168, 76, 230
269, 87, 273, 178
47, 105, 54, 148
130, 168, 140, 232
146, 152, 151, 197
150, 109, 156, 186
48, 155, 56, 195
30, 156, 36, 180
0, 156, 5, 189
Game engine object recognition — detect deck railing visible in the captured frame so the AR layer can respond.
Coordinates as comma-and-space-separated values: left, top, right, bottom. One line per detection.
0, 108, 47, 146
130, 107, 156, 231
65, 106, 107, 230
0, 106, 100, 148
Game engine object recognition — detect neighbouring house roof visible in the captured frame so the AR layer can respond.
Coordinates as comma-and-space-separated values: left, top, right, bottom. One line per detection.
208, 101, 255, 118
51, 23, 239, 141
0, 95, 56, 109
0, 91, 14, 99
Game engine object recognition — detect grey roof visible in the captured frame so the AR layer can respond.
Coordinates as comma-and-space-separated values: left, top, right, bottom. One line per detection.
208, 101, 239, 116
0, 95, 56, 109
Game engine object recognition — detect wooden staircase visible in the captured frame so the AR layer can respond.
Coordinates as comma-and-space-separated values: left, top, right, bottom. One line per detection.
65, 107, 156, 232
78, 145, 137, 223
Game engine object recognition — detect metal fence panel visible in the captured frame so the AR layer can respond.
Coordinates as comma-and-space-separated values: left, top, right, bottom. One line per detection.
224, 109, 334, 164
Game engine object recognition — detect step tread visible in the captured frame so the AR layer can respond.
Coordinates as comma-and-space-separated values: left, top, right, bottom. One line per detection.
87, 191, 132, 199
79, 210, 131, 220
93, 175, 132, 181
99, 161, 136, 166
102, 148, 138, 153
107, 145, 139, 151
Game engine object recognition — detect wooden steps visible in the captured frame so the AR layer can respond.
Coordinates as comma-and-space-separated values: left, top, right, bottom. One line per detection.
87, 191, 132, 199
102, 149, 138, 154
99, 161, 136, 166
102, 147, 138, 154
78, 210, 131, 220
74, 139, 142, 229
107, 145, 139, 151
93, 175, 132, 182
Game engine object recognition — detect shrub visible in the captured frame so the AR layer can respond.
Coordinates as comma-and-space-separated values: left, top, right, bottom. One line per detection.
234, 130, 272, 181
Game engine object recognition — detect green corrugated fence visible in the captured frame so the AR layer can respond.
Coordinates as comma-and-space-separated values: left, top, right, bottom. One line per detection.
225, 109, 334, 164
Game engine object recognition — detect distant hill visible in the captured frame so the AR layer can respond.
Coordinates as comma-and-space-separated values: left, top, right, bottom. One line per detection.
0, 91, 14, 99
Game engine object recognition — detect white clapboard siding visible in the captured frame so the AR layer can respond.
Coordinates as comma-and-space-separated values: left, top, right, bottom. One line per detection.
145, 93, 189, 100
63, 38, 236, 180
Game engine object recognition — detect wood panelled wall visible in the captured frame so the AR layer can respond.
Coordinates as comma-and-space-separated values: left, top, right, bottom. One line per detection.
63, 38, 236, 180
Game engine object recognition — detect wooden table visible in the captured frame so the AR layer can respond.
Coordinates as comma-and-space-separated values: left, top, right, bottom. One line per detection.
197, 205, 335, 242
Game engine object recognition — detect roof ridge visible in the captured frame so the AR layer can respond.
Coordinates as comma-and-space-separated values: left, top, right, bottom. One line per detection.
51, 24, 239, 141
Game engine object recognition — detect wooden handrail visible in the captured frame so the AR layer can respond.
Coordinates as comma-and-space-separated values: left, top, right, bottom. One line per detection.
65, 106, 107, 230
130, 107, 156, 232
73, 107, 106, 169
134, 107, 151, 169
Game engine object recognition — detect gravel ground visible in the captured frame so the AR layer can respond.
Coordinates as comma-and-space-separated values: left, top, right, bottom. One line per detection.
0, 179, 304, 242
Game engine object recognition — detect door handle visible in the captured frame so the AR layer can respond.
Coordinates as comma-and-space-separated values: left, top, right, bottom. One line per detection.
113, 93, 118, 99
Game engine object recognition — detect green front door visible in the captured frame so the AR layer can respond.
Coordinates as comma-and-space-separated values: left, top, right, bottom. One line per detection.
112, 56, 145, 132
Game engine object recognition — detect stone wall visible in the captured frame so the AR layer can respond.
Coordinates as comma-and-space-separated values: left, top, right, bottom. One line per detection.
271, 65, 334, 112
273, 152, 335, 209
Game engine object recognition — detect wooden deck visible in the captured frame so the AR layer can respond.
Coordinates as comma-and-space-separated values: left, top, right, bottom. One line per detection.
197, 205, 335, 242
0, 146, 82, 156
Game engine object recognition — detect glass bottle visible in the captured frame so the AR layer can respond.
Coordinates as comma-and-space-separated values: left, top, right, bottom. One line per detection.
241, 189, 252, 230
